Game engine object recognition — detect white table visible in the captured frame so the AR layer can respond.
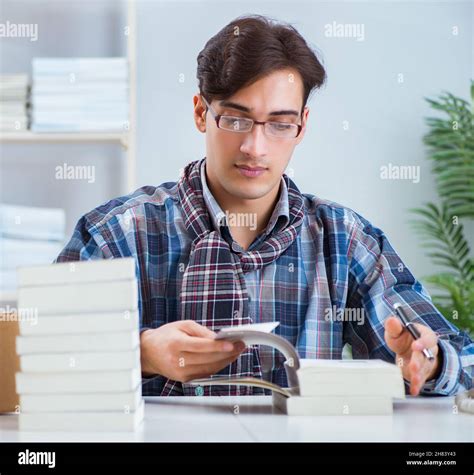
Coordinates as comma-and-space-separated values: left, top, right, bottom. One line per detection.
0, 396, 472, 442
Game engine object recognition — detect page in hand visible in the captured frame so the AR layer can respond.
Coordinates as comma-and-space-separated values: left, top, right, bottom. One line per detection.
188, 321, 299, 396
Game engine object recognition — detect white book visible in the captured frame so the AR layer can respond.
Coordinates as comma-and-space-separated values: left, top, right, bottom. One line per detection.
0, 74, 29, 85
32, 83, 128, 93
18, 257, 135, 287
31, 91, 128, 104
19, 400, 144, 432
297, 377, 404, 398
0, 103, 27, 114
0, 116, 28, 125
20, 388, 142, 413
0, 123, 28, 131
32, 97, 128, 109
33, 73, 128, 84
32, 57, 127, 73
297, 359, 405, 397
16, 368, 141, 394
31, 122, 128, 132
19, 309, 139, 335
32, 109, 129, 121
18, 280, 138, 315
0, 203, 65, 241
20, 348, 140, 372
273, 392, 394, 416
0, 238, 62, 269
16, 329, 139, 355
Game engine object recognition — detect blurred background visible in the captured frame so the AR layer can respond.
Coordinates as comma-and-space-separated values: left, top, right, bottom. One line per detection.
0, 0, 473, 316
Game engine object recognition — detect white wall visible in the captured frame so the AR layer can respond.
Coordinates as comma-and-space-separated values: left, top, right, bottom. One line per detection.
136, 0, 474, 282
1, 0, 472, 287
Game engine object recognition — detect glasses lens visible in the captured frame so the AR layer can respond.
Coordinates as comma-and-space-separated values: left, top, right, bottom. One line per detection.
266, 122, 299, 138
219, 116, 253, 132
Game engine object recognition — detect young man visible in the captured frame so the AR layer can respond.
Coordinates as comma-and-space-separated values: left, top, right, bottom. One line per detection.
56, 15, 473, 397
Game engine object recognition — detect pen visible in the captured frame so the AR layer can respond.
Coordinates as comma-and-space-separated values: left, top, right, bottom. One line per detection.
393, 303, 435, 361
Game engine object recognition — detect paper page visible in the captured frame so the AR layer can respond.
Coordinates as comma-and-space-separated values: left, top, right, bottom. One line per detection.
215, 321, 279, 338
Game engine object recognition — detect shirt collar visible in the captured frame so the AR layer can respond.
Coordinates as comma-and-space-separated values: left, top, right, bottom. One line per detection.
200, 159, 290, 237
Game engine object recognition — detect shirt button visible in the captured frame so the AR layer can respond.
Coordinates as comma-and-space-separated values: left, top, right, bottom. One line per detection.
232, 242, 241, 252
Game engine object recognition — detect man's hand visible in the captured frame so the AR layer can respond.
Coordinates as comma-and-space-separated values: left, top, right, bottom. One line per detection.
140, 320, 246, 383
384, 316, 441, 396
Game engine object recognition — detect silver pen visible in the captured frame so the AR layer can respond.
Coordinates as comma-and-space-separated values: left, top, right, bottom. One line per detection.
393, 303, 435, 361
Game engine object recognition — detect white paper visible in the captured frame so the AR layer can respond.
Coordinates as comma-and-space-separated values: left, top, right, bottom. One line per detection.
216, 321, 279, 336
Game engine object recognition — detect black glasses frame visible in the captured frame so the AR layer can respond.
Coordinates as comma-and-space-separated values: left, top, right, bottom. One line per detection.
201, 96, 303, 138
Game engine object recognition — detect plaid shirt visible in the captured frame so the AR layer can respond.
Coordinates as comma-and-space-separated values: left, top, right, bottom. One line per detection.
56, 159, 473, 396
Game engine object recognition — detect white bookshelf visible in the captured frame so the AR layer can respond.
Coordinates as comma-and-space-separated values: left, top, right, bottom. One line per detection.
0, 0, 137, 192
0, 132, 129, 148
0, 1, 138, 304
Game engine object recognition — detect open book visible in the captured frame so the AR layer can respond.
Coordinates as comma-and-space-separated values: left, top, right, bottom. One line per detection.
189, 322, 405, 415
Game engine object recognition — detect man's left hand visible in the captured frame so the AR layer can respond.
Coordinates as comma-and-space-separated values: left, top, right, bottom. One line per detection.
384, 316, 441, 396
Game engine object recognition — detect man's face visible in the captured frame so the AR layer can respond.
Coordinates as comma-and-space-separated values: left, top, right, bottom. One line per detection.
193, 68, 309, 202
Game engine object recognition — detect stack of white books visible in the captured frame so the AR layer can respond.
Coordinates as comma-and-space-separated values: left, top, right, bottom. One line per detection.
15, 258, 144, 431
0, 74, 29, 132
31, 58, 129, 132
0, 204, 65, 293
273, 359, 406, 416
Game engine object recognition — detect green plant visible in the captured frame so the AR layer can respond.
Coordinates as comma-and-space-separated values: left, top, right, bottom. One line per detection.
410, 81, 474, 335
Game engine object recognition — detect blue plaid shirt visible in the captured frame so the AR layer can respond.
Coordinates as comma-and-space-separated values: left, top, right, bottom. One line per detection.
56, 159, 473, 396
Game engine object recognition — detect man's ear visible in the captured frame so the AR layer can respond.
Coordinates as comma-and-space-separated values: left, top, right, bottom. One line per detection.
295, 106, 309, 145
193, 94, 207, 133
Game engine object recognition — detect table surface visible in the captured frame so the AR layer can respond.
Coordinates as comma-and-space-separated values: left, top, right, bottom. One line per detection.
0, 396, 472, 442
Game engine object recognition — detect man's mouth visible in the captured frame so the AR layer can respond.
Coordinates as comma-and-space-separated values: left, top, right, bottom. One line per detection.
235, 164, 268, 178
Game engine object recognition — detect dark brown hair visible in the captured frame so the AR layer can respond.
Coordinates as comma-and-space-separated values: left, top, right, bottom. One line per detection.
197, 14, 326, 111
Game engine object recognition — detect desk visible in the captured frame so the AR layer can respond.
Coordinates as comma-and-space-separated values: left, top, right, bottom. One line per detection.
0, 396, 472, 442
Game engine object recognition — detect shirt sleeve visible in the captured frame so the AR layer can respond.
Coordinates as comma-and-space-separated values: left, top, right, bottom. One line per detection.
54, 215, 109, 262
344, 210, 473, 396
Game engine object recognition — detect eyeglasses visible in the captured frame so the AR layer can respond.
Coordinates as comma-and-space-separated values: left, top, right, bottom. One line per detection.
202, 96, 303, 139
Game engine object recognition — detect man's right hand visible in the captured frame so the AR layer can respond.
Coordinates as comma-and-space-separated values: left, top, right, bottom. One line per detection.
140, 320, 246, 382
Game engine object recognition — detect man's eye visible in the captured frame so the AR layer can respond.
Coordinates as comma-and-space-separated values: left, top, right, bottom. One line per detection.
269, 122, 292, 130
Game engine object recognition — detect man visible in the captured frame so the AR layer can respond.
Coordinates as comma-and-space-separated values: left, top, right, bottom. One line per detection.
56, 15, 473, 397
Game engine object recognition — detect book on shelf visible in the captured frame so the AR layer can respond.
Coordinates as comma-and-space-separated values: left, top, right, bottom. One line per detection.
0, 203, 66, 293
0, 203, 65, 242
0, 238, 63, 269
0, 74, 28, 132
31, 57, 129, 133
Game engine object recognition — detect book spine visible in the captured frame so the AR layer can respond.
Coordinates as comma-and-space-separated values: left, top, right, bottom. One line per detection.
17, 257, 135, 287
18, 280, 138, 315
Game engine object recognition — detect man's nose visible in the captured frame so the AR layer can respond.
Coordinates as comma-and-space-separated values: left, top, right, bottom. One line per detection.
239, 123, 268, 158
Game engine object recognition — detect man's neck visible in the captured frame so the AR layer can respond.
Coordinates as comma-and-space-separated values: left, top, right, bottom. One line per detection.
205, 168, 281, 249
